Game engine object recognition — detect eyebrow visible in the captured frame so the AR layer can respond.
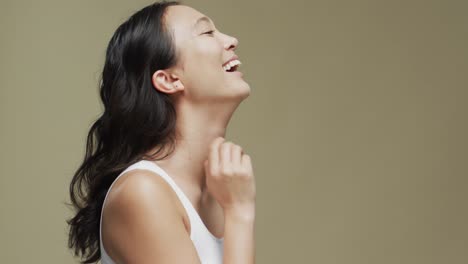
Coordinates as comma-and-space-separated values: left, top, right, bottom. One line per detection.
193, 16, 213, 30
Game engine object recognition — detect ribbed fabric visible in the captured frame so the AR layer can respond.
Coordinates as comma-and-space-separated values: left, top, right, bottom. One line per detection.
99, 160, 224, 264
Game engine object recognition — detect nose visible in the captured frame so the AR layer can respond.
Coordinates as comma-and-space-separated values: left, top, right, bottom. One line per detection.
224, 34, 238, 50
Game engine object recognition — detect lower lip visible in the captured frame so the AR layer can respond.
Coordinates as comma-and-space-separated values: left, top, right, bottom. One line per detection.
225, 70, 243, 77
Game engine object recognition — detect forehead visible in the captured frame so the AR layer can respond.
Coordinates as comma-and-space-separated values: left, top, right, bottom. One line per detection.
164, 5, 213, 37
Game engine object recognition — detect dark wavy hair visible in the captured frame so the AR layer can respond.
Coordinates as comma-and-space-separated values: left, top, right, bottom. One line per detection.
65, 1, 182, 263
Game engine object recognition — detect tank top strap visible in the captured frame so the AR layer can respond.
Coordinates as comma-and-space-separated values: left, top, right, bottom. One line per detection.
134, 160, 199, 223
100, 159, 196, 239
136, 160, 224, 243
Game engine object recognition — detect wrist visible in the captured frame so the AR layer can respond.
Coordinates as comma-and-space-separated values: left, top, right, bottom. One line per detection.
224, 204, 256, 222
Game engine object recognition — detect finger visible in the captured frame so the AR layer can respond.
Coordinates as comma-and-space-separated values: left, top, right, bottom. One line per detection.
209, 137, 225, 173
241, 154, 251, 171
220, 141, 232, 171
231, 145, 243, 168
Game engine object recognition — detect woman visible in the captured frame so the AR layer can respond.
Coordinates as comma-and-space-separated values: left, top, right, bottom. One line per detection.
66, 1, 256, 263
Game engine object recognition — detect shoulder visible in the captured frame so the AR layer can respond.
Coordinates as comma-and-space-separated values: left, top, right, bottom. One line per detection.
104, 168, 182, 220
101, 169, 197, 263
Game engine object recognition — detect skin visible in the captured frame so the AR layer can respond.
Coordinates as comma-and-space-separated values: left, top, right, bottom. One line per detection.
101, 5, 255, 264
147, 5, 251, 237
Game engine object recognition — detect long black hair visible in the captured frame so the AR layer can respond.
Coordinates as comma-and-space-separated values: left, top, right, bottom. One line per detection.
66, 1, 181, 263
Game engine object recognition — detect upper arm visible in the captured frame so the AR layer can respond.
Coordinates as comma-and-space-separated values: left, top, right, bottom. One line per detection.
102, 169, 201, 264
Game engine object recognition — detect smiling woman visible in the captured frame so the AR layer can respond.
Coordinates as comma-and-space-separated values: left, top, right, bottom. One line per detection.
66, 1, 255, 264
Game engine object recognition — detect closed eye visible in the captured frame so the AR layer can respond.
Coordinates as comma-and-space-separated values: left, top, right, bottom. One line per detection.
203, 30, 215, 35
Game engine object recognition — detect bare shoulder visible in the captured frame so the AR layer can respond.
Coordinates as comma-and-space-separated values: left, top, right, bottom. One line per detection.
105, 169, 180, 213
101, 169, 200, 264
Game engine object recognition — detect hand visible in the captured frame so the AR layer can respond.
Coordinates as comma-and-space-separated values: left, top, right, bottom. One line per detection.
204, 137, 256, 216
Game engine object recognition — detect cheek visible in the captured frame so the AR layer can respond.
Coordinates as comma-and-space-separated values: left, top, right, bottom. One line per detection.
186, 42, 224, 80
193, 40, 223, 65
181, 41, 227, 98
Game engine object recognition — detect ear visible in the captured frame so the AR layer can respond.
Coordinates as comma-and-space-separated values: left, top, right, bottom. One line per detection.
151, 69, 184, 94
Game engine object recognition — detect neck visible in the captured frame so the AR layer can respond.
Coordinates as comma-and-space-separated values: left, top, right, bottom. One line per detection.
146, 97, 241, 195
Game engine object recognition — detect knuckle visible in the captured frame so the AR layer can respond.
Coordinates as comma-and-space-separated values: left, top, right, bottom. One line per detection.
243, 168, 253, 176
222, 166, 233, 176
232, 166, 242, 175
239, 173, 250, 181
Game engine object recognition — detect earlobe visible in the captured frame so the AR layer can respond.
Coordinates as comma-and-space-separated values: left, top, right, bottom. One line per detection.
171, 71, 184, 91
174, 81, 184, 90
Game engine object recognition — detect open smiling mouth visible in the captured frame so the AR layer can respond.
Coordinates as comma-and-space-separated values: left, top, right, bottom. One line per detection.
223, 59, 241, 73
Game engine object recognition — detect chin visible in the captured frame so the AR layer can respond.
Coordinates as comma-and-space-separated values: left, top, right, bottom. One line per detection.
237, 83, 251, 100
223, 80, 251, 99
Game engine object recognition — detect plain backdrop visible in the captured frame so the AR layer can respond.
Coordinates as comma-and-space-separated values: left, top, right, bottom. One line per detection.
1, 0, 467, 263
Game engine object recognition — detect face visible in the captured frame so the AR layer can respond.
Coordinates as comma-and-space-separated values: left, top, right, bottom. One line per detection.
153, 5, 250, 104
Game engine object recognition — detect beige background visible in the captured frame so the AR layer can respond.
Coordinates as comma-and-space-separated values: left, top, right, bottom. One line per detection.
1, 0, 467, 263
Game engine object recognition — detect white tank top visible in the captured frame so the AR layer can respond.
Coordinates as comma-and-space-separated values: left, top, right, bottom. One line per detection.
99, 159, 224, 264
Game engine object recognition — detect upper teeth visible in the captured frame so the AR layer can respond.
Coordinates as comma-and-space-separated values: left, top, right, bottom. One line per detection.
223, 59, 241, 71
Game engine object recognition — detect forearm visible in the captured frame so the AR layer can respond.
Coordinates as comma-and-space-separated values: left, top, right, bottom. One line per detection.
223, 207, 256, 264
